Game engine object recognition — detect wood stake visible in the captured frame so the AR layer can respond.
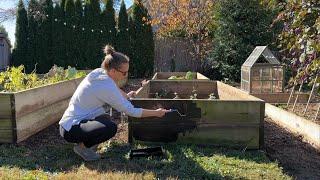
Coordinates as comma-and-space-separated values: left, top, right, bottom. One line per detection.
303, 75, 318, 116
315, 103, 320, 121
292, 82, 303, 112
287, 80, 296, 107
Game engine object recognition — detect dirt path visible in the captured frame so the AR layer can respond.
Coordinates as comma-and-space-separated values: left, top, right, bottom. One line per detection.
264, 118, 320, 179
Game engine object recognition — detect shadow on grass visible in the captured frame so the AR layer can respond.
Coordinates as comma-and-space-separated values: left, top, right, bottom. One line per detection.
0, 142, 284, 179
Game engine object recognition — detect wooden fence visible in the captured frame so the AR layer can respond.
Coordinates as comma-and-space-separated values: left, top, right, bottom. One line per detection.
154, 38, 200, 72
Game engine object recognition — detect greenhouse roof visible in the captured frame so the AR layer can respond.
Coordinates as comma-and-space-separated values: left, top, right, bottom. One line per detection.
242, 46, 280, 67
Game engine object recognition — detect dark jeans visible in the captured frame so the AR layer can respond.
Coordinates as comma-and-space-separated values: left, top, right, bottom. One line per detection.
60, 115, 117, 148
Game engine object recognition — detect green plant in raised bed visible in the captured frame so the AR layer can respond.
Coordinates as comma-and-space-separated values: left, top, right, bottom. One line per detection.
168, 71, 196, 80
0, 65, 86, 92
185, 71, 195, 80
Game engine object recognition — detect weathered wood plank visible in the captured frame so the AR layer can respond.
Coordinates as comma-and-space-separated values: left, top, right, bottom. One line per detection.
0, 93, 12, 118
132, 100, 262, 124
0, 118, 12, 129
195, 101, 261, 124
15, 98, 70, 143
177, 126, 260, 149
217, 81, 262, 101
0, 129, 13, 143
135, 82, 150, 98
196, 73, 210, 80
131, 125, 260, 149
14, 78, 83, 118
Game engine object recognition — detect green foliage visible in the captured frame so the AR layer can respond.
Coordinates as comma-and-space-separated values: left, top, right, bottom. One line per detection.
0, 65, 86, 92
13, 0, 155, 75
9, 0, 26, 66
102, 0, 117, 46
185, 71, 195, 80
206, 0, 276, 82
65, 0, 76, 67
74, 0, 85, 69
52, 3, 66, 68
277, 0, 320, 85
37, 0, 54, 73
116, 0, 130, 56
84, 0, 102, 68
168, 71, 195, 80
130, 0, 155, 78
26, 0, 40, 73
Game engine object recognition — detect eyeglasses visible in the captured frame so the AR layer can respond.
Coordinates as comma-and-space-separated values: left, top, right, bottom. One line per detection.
115, 68, 128, 76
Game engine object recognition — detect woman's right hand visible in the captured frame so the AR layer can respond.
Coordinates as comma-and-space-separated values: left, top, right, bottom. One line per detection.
155, 108, 170, 117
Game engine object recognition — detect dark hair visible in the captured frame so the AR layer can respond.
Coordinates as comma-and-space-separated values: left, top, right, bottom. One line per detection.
101, 45, 129, 70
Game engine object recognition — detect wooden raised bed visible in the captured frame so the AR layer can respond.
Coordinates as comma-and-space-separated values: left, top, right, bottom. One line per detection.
151, 72, 209, 80
0, 78, 83, 143
265, 103, 320, 149
129, 80, 265, 149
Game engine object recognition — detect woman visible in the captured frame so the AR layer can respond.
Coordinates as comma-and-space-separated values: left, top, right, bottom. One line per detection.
59, 45, 169, 161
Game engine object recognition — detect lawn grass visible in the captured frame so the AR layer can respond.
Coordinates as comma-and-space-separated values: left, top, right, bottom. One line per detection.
0, 141, 291, 179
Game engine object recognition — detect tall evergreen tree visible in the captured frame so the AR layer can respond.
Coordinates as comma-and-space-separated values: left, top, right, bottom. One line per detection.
27, 0, 40, 73
131, 0, 154, 77
65, 0, 76, 67
207, 0, 274, 82
101, 0, 116, 47
128, 16, 135, 76
37, 0, 54, 73
52, 3, 65, 67
84, 0, 101, 68
116, 0, 130, 56
74, 0, 85, 69
12, 0, 28, 67
61, 0, 67, 13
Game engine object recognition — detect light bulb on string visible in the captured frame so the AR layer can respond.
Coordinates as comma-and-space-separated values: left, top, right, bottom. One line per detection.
64, 22, 66, 26
91, 29, 94, 32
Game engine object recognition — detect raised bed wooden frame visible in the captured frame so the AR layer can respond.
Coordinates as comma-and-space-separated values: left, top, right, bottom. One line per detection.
151, 72, 209, 80
0, 78, 83, 143
129, 80, 265, 149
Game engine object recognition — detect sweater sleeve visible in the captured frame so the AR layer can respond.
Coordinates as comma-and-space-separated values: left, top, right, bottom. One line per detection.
97, 81, 143, 118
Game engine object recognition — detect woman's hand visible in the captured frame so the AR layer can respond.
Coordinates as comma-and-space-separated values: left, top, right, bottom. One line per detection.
155, 108, 170, 117
127, 91, 137, 98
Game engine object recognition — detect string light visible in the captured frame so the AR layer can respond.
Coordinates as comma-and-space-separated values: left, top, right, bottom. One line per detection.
37, 14, 141, 35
